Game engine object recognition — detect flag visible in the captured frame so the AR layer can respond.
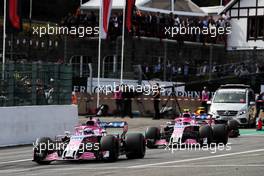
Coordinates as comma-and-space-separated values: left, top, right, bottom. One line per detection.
100, 0, 113, 39
6, 0, 22, 33
125, 0, 136, 32
223, 0, 232, 6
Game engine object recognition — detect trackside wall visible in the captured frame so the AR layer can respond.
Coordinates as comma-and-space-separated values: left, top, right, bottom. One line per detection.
0, 105, 78, 147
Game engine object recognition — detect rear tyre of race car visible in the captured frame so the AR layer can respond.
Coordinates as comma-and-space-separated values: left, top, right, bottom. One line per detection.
125, 133, 146, 159
100, 135, 119, 162
145, 127, 160, 149
33, 137, 54, 165
199, 125, 213, 145
212, 124, 229, 145
227, 120, 240, 138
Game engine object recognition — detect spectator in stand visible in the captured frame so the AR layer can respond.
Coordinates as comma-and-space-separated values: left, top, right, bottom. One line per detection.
172, 64, 177, 77
142, 63, 151, 78
59, 9, 231, 45
183, 61, 189, 80
177, 65, 182, 75
174, 15, 180, 26
255, 63, 260, 73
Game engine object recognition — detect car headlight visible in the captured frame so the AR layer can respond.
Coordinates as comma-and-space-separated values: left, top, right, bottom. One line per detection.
238, 110, 247, 115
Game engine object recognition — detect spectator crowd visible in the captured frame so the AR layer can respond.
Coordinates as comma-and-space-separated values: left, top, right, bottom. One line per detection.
141, 60, 264, 82
61, 9, 231, 44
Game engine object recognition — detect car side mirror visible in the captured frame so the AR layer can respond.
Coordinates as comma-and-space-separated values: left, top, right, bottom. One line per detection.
250, 101, 256, 105
207, 101, 212, 105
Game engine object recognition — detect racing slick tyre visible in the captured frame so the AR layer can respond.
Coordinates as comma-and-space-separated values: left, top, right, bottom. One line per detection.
227, 120, 240, 138
199, 125, 213, 145
100, 135, 119, 162
212, 124, 229, 145
125, 133, 146, 159
33, 137, 54, 165
145, 127, 160, 149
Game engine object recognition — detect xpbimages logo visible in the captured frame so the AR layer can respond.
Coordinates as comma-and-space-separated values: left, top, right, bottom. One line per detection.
32, 24, 99, 37
33, 141, 100, 154
164, 139, 232, 154
164, 26, 232, 38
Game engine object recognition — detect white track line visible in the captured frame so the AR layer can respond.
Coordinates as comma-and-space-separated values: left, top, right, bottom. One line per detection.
129, 148, 264, 168
0, 159, 32, 165
145, 164, 264, 168
1, 164, 264, 174
242, 134, 264, 136
0, 150, 31, 156
1, 148, 264, 171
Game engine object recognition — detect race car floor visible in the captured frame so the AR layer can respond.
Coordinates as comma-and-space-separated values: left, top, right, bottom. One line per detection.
0, 118, 264, 176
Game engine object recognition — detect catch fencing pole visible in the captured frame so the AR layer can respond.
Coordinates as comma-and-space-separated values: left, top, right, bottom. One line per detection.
97, 0, 103, 107
120, 0, 126, 84
2, 0, 7, 80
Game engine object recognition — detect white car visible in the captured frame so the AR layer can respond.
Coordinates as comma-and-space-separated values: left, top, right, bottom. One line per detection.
208, 84, 256, 127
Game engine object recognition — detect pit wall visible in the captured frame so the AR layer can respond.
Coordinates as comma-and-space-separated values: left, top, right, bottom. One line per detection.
0, 105, 78, 147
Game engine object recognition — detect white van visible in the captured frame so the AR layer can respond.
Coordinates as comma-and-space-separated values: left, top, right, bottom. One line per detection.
208, 84, 256, 127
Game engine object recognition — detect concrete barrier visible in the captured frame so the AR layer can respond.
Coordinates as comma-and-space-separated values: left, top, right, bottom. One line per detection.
0, 105, 78, 147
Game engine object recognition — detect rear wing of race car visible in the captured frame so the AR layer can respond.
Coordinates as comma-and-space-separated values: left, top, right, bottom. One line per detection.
100, 121, 128, 136
100, 121, 128, 129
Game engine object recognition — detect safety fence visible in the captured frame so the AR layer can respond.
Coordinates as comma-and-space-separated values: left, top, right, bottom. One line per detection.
0, 63, 72, 106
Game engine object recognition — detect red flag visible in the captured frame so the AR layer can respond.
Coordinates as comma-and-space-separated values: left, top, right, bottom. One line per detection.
7, 0, 22, 32
125, 0, 136, 32
223, 0, 232, 5
101, 0, 113, 39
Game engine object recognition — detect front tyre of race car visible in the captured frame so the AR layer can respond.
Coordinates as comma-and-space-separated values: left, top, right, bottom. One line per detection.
227, 120, 240, 138
100, 135, 119, 162
199, 125, 213, 145
212, 124, 229, 145
33, 137, 54, 165
145, 127, 160, 149
125, 133, 146, 159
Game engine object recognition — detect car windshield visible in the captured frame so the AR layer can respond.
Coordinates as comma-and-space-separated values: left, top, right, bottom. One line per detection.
213, 91, 246, 103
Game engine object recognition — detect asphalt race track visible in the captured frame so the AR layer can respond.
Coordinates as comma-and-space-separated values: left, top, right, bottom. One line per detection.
0, 118, 264, 176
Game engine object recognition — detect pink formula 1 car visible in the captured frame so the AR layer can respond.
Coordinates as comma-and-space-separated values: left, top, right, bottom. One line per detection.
33, 118, 145, 164
145, 112, 239, 149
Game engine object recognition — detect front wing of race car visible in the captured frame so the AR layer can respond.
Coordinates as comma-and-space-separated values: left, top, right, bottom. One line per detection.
146, 124, 201, 148
33, 135, 109, 162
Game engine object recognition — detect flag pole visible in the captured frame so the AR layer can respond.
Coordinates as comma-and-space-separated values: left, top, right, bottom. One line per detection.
2, 0, 7, 81
29, 0, 32, 27
120, 0, 126, 84
171, 0, 174, 12
97, 0, 103, 108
